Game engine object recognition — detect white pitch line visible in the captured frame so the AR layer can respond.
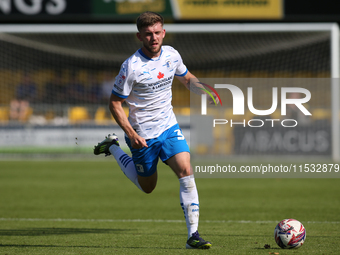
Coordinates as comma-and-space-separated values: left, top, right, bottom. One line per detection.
0, 218, 339, 224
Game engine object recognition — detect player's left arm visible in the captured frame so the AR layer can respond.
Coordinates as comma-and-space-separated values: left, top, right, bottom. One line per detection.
176, 71, 220, 105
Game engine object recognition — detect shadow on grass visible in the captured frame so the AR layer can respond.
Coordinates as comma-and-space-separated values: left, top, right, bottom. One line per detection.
0, 244, 183, 250
0, 228, 133, 236
254, 247, 281, 250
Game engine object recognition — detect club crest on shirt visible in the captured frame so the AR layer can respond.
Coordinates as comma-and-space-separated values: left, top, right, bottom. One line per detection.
165, 59, 172, 70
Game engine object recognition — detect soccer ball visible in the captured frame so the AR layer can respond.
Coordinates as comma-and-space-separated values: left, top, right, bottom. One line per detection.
274, 219, 306, 249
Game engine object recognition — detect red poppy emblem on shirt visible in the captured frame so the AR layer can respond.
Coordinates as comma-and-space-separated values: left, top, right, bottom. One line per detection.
157, 72, 164, 79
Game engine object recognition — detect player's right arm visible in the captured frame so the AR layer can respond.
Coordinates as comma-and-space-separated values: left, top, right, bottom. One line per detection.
109, 93, 148, 149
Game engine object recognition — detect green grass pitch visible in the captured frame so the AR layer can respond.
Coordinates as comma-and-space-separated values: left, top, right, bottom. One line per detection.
0, 160, 339, 254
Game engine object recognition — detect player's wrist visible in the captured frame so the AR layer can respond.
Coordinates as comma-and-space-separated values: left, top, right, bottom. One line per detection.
126, 129, 139, 141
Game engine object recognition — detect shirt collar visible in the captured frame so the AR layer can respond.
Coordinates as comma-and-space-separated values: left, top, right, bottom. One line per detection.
138, 47, 163, 61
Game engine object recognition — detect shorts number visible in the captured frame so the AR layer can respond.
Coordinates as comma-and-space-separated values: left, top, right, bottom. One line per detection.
174, 129, 185, 140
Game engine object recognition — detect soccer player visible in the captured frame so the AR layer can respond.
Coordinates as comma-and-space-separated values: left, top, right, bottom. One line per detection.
94, 11, 217, 249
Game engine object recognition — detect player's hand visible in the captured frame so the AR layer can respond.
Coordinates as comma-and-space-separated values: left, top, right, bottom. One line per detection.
208, 92, 220, 105
130, 134, 148, 149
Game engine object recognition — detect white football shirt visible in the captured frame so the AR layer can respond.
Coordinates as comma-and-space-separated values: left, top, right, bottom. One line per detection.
112, 45, 188, 139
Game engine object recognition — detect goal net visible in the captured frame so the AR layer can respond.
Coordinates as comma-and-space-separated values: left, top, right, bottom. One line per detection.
0, 24, 338, 160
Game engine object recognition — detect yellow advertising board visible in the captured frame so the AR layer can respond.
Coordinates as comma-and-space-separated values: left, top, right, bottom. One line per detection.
116, 0, 166, 15
172, 0, 283, 20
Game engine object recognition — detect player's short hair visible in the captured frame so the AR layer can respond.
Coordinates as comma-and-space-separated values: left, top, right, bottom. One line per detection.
136, 11, 164, 32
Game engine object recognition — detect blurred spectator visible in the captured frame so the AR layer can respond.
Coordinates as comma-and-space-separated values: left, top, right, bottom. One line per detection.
67, 71, 86, 104
101, 71, 115, 104
87, 72, 101, 104
44, 71, 67, 104
10, 72, 37, 121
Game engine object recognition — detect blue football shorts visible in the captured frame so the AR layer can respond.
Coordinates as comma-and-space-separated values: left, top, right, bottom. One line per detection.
125, 123, 190, 177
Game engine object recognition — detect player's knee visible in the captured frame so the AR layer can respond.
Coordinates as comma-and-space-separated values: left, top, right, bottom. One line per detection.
177, 167, 192, 179
142, 184, 156, 194
139, 180, 157, 194
143, 187, 154, 194
138, 172, 157, 194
